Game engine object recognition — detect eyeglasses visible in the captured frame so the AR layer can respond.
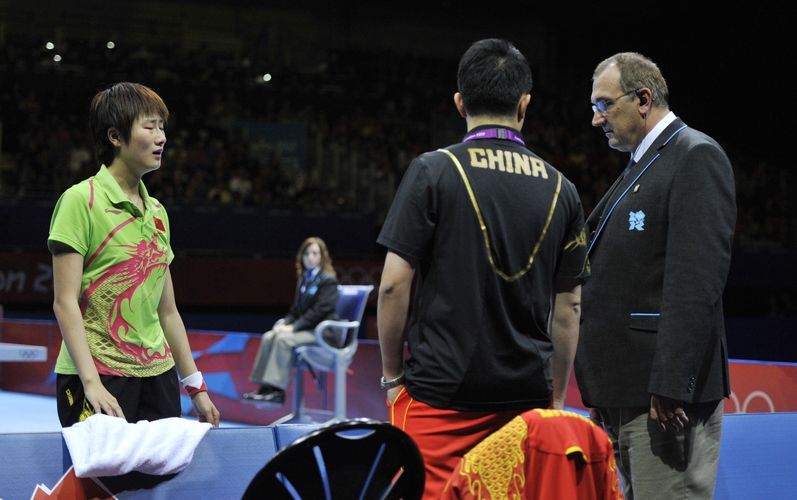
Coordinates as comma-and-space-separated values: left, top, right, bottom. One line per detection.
591, 89, 638, 115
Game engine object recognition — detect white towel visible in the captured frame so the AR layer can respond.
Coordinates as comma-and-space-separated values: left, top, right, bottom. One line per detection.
62, 414, 212, 478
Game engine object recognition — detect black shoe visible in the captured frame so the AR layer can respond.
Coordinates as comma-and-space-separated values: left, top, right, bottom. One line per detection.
243, 385, 273, 400
243, 390, 263, 400
257, 389, 285, 404
243, 386, 285, 403
259, 389, 285, 404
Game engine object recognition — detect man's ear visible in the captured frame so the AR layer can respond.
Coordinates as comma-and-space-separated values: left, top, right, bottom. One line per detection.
636, 88, 653, 118
518, 93, 531, 122
454, 92, 467, 118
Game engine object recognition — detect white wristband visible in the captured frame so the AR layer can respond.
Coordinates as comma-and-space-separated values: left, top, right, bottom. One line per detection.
180, 371, 204, 390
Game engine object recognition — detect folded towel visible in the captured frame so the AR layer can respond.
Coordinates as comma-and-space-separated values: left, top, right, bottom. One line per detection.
62, 414, 212, 478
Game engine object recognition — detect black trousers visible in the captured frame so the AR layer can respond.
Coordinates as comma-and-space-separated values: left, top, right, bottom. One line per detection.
57, 367, 181, 427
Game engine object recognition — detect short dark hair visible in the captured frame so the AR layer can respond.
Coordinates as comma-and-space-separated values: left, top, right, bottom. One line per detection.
593, 52, 669, 108
457, 38, 533, 117
89, 82, 169, 166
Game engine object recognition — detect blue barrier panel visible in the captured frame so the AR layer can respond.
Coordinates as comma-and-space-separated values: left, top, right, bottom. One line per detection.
2, 413, 794, 499
0, 432, 70, 499
715, 412, 797, 500
1, 426, 282, 499
273, 423, 322, 451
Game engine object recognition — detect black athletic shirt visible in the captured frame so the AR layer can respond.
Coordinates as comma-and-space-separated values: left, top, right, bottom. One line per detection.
377, 125, 589, 411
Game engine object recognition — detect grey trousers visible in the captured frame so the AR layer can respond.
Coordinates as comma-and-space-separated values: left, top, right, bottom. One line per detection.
598, 399, 723, 500
248, 329, 316, 390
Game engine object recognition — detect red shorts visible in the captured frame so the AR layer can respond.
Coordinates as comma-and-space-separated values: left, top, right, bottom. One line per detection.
389, 387, 523, 499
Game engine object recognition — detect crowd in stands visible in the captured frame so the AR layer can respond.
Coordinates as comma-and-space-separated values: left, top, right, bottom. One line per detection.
1, 33, 793, 252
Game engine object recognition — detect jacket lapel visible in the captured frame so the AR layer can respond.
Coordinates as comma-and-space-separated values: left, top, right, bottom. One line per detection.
588, 119, 688, 254
588, 173, 625, 230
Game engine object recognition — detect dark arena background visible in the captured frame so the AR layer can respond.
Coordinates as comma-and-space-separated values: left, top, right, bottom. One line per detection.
0, 1, 795, 498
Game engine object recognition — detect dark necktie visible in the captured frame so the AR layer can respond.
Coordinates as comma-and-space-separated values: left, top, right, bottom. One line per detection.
300, 270, 314, 296
622, 157, 637, 179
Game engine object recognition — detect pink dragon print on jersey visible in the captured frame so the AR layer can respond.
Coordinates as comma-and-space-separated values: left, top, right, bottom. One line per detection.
82, 233, 172, 368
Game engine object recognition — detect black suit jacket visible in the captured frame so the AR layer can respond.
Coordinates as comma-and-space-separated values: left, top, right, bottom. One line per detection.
283, 272, 339, 332
575, 118, 736, 408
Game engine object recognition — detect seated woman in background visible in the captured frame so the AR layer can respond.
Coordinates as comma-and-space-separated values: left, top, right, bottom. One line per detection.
243, 237, 339, 403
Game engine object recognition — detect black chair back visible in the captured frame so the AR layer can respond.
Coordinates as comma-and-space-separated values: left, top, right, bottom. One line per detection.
243, 418, 424, 500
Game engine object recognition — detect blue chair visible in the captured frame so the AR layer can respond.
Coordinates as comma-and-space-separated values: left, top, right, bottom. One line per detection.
274, 285, 374, 424
243, 418, 425, 500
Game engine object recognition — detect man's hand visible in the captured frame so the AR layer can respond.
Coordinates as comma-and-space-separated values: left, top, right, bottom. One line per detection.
192, 392, 221, 427
589, 408, 603, 427
84, 379, 125, 419
650, 394, 689, 432
386, 386, 404, 405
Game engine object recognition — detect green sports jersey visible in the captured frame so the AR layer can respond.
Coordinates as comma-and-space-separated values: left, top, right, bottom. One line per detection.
48, 165, 175, 377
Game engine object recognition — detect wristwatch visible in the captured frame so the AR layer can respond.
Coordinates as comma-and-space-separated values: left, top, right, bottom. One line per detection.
380, 373, 405, 389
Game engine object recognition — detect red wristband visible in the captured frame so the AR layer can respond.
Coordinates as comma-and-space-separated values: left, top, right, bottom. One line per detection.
186, 381, 207, 397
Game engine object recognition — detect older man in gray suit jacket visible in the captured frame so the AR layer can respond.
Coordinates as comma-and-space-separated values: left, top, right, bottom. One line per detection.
575, 52, 736, 499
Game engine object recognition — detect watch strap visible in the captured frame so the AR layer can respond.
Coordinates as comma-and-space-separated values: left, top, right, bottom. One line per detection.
380, 373, 405, 389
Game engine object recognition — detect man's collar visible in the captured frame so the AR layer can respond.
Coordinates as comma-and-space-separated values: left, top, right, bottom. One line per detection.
465, 123, 522, 135
632, 111, 677, 162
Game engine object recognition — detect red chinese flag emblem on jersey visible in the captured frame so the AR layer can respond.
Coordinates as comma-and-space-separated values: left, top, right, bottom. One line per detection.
154, 217, 166, 233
